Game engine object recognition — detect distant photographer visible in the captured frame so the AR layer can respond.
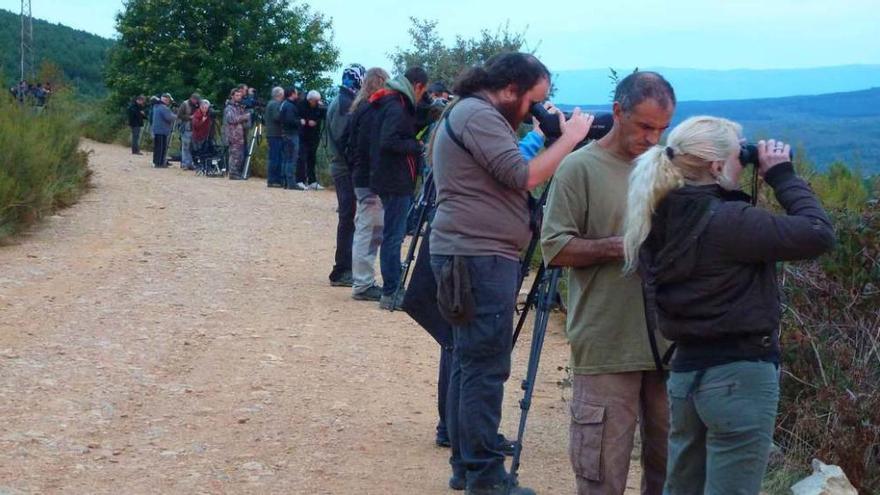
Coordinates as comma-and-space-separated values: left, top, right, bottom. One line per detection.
223, 87, 251, 180
298, 90, 326, 190
127, 95, 146, 155
177, 93, 201, 170
151, 93, 176, 168
430, 52, 592, 495
622, 119, 834, 494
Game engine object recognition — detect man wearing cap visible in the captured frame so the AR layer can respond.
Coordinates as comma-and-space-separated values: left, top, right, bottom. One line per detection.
177, 93, 201, 170
326, 64, 365, 287
151, 93, 176, 168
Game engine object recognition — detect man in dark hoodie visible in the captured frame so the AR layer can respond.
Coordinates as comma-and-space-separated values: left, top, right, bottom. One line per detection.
368, 67, 429, 310
279, 86, 305, 190
127, 95, 146, 155
326, 64, 366, 287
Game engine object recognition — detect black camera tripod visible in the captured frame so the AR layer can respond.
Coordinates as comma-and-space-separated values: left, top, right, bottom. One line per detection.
391, 169, 435, 311
242, 121, 263, 180
508, 262, 561, 489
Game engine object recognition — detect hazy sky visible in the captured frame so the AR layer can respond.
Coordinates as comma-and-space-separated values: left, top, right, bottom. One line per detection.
3, 0, 879, 72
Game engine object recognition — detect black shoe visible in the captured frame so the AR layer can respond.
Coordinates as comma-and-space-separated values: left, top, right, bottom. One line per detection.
352, 285, 383, 302
330, 271, 353, 287
132, 151, 143, 155
268, 183, 284, 188
449, 474, 465, 491
497, 434, 516, 457
468, 483, 535, 495
435, 435, 451, 448
379, 293, 404, 311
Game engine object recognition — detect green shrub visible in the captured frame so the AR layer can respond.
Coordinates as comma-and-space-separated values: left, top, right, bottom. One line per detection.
775, 197, 879, 491
0, 93, 91, 240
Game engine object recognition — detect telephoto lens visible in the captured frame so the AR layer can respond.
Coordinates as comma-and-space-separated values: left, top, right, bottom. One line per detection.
529, 103, 613, 144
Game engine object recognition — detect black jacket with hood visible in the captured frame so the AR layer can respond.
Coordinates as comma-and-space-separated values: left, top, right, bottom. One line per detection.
367, 75, 421, 196
640, 163, 835, 372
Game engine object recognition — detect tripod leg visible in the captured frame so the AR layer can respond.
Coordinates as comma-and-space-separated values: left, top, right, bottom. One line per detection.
512, 263, 545, 347
508, 268, 561, 488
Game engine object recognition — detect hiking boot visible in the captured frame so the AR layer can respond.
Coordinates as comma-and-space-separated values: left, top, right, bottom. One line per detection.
330, 271, 353, 287
379, 293, 404, 310
467, 483, 535, 495
352, 285, 383, 302
449, 475, 466, 491
309, 181, 325, 191
435, 435, 451, 448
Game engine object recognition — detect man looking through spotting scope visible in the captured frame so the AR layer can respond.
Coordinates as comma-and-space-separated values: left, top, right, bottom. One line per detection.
540, 71, 676, 495
429, 52, 592, 495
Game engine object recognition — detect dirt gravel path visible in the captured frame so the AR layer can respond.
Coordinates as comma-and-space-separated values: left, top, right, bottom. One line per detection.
0, 140, 640, 494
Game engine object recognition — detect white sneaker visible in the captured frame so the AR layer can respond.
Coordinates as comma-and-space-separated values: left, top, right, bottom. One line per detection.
309, 182, 325, 191
295, 182, 309, 190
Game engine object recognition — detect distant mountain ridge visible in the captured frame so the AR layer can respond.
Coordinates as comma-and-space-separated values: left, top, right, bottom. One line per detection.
554, 65, 880, 105
0, 8, 114, 97
558, 87, 880, 174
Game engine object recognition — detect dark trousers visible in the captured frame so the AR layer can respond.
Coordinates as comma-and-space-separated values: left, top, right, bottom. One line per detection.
331, 171, 356, 277
152, 133, 169, 167
131, 126, 141, 153
297, 136, 319, 184
430, 255, 519, 489
281, 134, 299, 187
437, 345, 452, 439
267, 136, 284, 185
379, 194, 412, 297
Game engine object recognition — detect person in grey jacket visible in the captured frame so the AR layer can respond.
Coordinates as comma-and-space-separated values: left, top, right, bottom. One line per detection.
623, 116, 835, 494
151, 93, 176, 168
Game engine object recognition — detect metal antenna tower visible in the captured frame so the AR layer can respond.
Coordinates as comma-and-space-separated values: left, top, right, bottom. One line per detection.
20, 0, 34, 82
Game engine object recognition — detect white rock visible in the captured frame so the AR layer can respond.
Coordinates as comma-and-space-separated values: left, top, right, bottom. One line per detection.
791, 459, 858, 495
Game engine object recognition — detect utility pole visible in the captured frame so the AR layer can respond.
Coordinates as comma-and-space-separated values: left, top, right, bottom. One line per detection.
20, 0, 34, 82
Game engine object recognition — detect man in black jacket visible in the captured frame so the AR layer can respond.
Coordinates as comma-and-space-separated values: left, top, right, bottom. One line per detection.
368, 67, 429, 310
127, 95, 146, 155
279, 87, 305, 190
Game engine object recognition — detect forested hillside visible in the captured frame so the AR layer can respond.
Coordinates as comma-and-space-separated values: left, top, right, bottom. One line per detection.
562, 87, 880, 173
0, 8, 113, 97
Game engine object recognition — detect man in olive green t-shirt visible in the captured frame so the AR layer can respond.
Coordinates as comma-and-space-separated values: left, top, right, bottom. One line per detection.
541, 72, 675, 495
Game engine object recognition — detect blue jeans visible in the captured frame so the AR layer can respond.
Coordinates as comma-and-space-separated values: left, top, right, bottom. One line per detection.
379, 194, 412, 296
665, 360, 779, 495
281, 134, 299, 187
267, 136, 284, 185
131, 126, 141, 153
430, 255, 519, 489
181, 128, 193, 167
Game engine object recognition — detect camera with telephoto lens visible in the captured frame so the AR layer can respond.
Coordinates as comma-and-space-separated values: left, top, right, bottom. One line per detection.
739, 143, 793, 168
529, 102, 614, 148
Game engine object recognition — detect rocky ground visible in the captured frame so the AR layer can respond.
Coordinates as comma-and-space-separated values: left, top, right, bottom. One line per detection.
0, 140, 640, 494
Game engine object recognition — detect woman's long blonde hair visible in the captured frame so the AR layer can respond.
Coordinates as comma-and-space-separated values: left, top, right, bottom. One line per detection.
350, 67, 389, 112
622, 116, 742, 274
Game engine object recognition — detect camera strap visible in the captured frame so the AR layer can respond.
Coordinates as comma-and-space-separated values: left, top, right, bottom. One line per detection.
443, 113, 472, 158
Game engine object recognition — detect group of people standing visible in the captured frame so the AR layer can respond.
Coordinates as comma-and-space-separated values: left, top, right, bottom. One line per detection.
125, 83, 326, 182
322, 63, 453, 309
9, 80, 52, 108
263, 86, 327, 190
331, 52, 833, 495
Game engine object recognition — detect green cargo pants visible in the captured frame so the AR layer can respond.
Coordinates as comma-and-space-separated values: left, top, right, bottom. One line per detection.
664, 360, 779, 495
